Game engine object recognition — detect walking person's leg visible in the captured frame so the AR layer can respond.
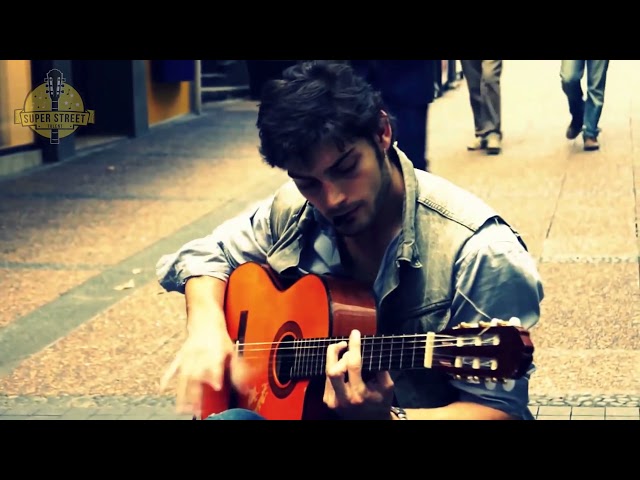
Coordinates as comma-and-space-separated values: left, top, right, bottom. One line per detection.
391, 103, 428, 171
560, 60, 586, 139
481, 60, 503, 154
582, 60, 610, 150
460, 60, 486, 150
424, 103, 431, 171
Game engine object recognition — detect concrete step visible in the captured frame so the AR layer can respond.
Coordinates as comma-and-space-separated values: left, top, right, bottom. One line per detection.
201, 73, 227, 87
201, 85, 250, 103
201, 72, 248, 88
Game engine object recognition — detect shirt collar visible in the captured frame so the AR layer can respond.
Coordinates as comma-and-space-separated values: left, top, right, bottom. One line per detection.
393, 143, 422, 268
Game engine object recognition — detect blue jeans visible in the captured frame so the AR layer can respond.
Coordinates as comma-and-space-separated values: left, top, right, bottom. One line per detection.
560, 60, 609, 139
205, 408, 266, 420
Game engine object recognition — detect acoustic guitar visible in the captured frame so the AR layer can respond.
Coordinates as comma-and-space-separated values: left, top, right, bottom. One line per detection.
199, 261, 534, 420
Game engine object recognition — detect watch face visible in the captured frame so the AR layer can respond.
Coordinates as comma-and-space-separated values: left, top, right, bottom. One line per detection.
391, 406, 408, 419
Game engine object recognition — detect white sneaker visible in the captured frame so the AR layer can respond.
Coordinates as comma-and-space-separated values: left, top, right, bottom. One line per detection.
486, 133, 502, 155
467, 136, 487, 151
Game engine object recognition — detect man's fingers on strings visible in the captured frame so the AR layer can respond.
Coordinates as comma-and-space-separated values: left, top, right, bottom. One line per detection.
175, 380, 201, 415
366, 371, 394, 394
323, 376, 337, 408
185, 380, 203, 414
326, 340, 349, 400
174, 365, 194, 412
159, 352, 182, 393
325, 340, 348, 376
345, 329, 365, 390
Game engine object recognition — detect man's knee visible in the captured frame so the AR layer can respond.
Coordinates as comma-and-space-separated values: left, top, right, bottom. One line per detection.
206, 408, 266, 420
561, 76, 581, 93
481, 60, 502, 83
560, 62, 583, 86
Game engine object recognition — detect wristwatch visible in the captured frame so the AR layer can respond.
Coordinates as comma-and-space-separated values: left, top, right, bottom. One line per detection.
390, 406, 408, 420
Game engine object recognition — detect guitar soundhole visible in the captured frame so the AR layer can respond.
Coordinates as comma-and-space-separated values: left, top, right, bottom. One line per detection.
274, 334, 296, 384
269, 321, 302, 399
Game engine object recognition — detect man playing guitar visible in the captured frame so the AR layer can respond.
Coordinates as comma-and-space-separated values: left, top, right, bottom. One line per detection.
156, 60, 544, 420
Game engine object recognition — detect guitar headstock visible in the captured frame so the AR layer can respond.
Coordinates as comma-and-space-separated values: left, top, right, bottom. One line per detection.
45, 69, 65, 102
433, 317, 534, 382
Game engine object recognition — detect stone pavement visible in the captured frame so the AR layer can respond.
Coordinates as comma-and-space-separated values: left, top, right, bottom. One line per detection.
0, 60, 638, 420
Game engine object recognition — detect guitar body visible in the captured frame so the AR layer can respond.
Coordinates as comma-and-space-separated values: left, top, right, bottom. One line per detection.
201, 262, 377, 420
199, 262, 535, 420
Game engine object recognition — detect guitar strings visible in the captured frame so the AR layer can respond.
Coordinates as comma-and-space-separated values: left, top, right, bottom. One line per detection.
231, 333, 458, 349
232, 340, 500, 365
233, 351, 497, 374
232, 334, 503, 373
232, 334, 495, 353
233, 351, 489, 361
234, 351, 493, 362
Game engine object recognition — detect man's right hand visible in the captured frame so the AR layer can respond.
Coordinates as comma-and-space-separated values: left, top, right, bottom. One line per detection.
159, 275, 253, 415
159, 315, 235, 412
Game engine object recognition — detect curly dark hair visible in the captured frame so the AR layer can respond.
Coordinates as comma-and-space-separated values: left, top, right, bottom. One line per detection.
256, 60, 394, 170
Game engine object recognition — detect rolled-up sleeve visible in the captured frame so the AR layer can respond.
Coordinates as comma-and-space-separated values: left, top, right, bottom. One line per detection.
155, 197, 275, 294
448, 219, 544, 419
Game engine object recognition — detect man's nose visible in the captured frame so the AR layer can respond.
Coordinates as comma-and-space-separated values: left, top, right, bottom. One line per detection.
323, 182, 347, 210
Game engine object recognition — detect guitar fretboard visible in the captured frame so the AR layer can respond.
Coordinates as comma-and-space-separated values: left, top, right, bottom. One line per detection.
290, 335, 428, 378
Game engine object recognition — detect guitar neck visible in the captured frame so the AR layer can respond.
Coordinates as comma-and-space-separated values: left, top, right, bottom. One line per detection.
276, 325, 528, 381
288, 333, 433, 379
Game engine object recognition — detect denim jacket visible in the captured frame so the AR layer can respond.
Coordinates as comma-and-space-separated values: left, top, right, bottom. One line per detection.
156, 145, 544, 419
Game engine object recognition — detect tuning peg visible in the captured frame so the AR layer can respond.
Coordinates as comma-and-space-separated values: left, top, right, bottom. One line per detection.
458, 322, 480, 329
489, 318, 512, 326
486, 377, 510, 384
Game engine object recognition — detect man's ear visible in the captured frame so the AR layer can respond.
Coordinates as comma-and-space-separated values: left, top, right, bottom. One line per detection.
378, 110, 393, 150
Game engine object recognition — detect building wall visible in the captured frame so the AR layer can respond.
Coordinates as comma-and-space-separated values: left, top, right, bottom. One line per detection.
144, 60, 193, 126
0, 60, 197, 178
0, 60, 35, 150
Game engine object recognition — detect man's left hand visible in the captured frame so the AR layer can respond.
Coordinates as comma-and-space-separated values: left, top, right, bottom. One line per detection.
323, 329, 395, 420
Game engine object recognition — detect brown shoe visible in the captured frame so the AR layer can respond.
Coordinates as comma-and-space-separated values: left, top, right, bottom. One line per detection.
467, 136, 487, 151
583, 136, 600, 151
486, 132, 502, 155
